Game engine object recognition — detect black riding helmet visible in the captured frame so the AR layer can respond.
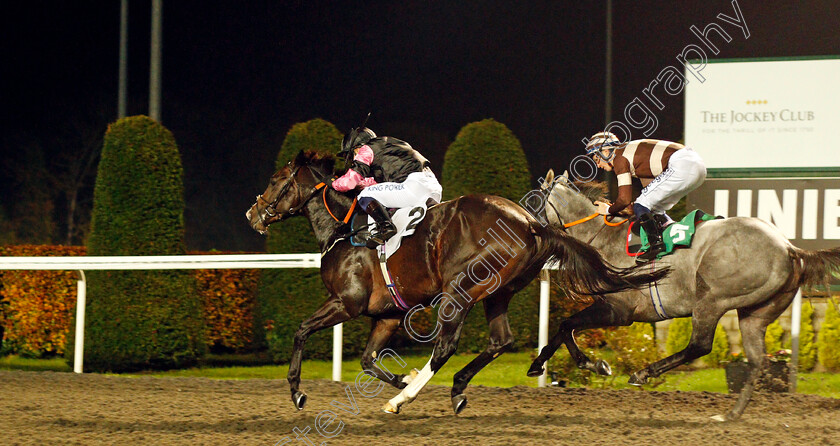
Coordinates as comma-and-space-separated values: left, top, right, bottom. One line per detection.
338, 127, 376, 159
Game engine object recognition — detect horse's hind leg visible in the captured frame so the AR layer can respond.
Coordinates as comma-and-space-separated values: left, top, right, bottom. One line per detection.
359, 317, 414, 390
450, 292, 515, 414
383, 295, 470, 414
287, 296, 352, 410
628, 306, 725, 386
528, 299, 626, 378
717, 290, 797, 421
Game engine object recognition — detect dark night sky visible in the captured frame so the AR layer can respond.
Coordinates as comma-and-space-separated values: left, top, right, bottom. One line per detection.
2, 1, 838, 251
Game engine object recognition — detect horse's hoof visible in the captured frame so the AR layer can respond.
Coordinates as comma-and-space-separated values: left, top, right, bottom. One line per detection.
382, 402, 400, 414
628, 372, 648, 386
595, 359, 612, 377
526, 362, 544, 377
452, 394, 468, 415
714, 410, 741, 422
292, 391, 307, 410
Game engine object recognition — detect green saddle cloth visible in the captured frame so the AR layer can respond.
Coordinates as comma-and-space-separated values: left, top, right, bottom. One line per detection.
639, 210, 720, 260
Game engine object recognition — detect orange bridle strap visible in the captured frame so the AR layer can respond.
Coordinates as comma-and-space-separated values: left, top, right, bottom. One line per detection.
320, 182, 357, 224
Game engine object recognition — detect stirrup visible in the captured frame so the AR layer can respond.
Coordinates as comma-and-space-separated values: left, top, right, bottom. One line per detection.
366, 224, 396, 248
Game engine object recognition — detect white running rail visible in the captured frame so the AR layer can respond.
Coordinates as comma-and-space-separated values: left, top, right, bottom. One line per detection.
1, 253, 556, 386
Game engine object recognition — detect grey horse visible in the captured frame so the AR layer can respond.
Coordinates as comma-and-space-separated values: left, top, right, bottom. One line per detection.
526, 169, 840, 421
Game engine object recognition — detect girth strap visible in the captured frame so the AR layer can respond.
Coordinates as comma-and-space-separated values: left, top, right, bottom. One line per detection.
377, 246, 410, 311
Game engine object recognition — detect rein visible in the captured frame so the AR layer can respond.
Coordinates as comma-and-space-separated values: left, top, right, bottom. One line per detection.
559, 212, 630, 245
281, 179, 358, 224
543, 179, 636, 252
560, 212, 599, 229
560, 213, 628, 229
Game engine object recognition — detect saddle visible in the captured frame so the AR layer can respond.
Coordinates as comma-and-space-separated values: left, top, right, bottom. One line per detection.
347, 198, 438, 249
629, 210, 721, 260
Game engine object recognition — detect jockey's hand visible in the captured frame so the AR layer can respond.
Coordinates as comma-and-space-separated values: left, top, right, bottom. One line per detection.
594, 200, 611, 216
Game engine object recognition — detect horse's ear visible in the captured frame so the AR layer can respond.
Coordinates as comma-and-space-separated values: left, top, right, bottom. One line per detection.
562, 170, 569, 179
543, 169, 555, 189
293, 150, 307, 166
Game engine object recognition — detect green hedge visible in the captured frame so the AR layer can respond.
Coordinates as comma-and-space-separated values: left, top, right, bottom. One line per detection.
441, 119, 538, 352
70, 116, 205, 372
604, 322, 659, 376
787, 302, 817, 371
817, 299, 840, 371
256, 119, 372, 363
765, 319, 785, 354
665, 317, 693, 356
705, 323, 730, 367
442, 119, 532, 202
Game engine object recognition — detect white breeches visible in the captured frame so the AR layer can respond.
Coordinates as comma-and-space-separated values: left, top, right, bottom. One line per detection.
635, 148, 706, 213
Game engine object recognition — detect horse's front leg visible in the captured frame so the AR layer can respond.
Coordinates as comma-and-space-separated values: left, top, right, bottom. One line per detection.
528, 300, 620, 378
287, 296, 352, 410
359, 317, 416, 390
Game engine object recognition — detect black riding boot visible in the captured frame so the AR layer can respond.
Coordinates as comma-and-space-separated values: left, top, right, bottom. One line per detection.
364, 200, 397, 249
637, 212, 665, 263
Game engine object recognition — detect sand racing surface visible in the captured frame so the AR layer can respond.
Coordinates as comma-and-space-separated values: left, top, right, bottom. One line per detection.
2, 370, 839, 445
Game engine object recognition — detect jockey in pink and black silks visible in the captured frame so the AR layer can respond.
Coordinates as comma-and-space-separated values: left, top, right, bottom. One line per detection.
333, 127, 442, 248
586, 131, 707, 262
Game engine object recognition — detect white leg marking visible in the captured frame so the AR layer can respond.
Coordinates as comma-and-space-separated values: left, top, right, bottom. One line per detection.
384, 356, 434, 413
401, 368, 420, 385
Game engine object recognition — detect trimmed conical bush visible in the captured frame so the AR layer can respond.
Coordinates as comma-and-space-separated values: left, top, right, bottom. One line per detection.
442, 118, 531, 201
441, 119, 537, 352
71, 116, 204, 372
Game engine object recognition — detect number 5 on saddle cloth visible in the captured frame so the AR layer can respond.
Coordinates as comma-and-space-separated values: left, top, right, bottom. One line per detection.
632, 209, 721, 260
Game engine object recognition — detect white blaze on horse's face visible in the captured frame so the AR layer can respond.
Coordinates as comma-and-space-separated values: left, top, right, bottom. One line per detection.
245, 201, 267, 235
245, 198, 268, 235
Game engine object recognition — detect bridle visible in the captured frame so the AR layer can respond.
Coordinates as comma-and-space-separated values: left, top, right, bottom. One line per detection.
256, 163, 357, 227
255, 165, 302, 226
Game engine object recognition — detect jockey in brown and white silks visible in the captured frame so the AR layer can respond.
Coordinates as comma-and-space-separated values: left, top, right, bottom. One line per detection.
586, 132, 707, 261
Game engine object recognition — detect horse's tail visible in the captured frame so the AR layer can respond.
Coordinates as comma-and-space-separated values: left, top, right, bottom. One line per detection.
532, 224, 670, 295
789, 246, 840, 288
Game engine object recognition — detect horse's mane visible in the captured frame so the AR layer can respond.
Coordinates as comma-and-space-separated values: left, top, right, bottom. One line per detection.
299, 150, 337, 174
297, 151, 359, 198
571, 180, 609, 202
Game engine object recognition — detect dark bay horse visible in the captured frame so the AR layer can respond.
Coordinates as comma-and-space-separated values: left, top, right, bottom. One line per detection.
246, 151, 668, 414
528, 170, 840, 421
